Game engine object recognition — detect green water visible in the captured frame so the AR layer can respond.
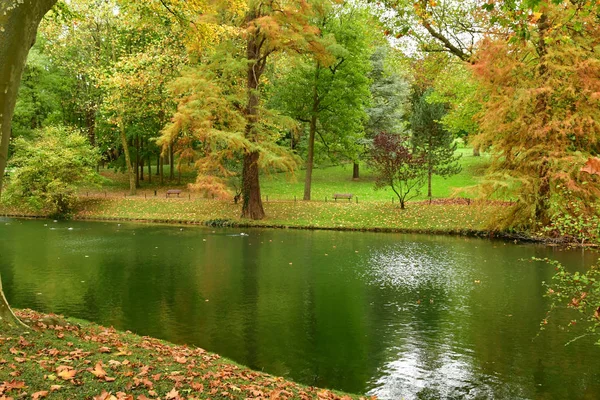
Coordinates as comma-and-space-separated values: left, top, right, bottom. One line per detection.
1, 218, 599, 399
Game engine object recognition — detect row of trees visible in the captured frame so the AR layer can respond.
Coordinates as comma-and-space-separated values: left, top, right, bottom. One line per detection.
4, 0, 599, 230
2, 0, 462, 220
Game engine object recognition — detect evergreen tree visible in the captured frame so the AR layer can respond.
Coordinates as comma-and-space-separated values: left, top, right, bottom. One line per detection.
410, 89, 461, 198
359, 45, 410, 178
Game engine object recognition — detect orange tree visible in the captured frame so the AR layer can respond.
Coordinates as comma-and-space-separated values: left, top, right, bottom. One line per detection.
472, 1, 600, 231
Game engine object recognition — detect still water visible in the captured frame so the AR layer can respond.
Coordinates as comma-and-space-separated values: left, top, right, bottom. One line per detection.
0, 218, 599, 399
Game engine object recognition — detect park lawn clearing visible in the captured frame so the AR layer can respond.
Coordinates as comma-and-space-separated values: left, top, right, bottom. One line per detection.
0, 309, 366, 400
84, 148, 490, 203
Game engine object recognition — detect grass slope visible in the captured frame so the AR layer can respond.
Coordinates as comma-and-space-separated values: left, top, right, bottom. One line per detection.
0, 310, 365, 400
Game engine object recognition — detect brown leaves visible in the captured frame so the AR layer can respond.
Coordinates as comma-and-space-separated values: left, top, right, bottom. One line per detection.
164, 388, 181, 400
31, 390, 49, 399
580, 157, 600, 176
56, 366, 77, 381
88, 361, 116, 381
6, 309, 359, 400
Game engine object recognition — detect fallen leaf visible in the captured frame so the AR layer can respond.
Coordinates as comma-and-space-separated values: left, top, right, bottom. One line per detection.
32, 390, 49, 399
89, 362, 107, 379
56, 366, 77, 380
165, 388, 180, 400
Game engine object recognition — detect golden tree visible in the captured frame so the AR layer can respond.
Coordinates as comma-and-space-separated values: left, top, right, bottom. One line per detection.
162, 0, 330, 219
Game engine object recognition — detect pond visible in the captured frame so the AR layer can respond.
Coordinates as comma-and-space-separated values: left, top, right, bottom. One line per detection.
0, 218, 599, 399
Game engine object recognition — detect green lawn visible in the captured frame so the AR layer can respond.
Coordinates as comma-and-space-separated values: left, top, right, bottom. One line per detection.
90, 147, 491, 203
260, 147, 489, 201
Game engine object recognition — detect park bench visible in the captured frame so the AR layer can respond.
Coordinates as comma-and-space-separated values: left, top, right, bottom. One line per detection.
166, 189, 182, 198
333, 193, 353, 201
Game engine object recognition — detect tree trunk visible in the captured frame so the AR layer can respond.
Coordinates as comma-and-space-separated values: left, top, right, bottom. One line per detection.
139, 138, 144, 182
241, 21, 266, 220
303, 111, 318, 201
242, 151, 265, 219
160, 155, 164, 184
118, 116, 136, 195
428, 167, 432, 198
169, 144, 174, 180
0, 0, 58, 196
156, 153, 160, 175
135, 136, 140, 187
353, 162, 359, 180
303, 65, 320, 201
147, 153, 152, 184
86, 107, 96, 146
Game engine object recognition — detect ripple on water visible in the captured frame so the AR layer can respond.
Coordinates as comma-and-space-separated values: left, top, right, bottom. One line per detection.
364, 242, 478, 297
367, 341, 527, 400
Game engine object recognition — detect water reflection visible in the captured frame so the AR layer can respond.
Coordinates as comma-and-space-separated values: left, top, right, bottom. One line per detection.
1, 219, 600, 399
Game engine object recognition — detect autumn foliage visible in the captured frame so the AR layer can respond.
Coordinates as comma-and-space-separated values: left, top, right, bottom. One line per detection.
471, 3, 600, 230
369, 132, 426, 209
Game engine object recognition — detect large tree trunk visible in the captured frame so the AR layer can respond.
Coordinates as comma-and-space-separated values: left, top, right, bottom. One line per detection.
241, 22, 266, 220
0, 0, 57, 196
242, 151, 265, 219
353, 162, 359, 180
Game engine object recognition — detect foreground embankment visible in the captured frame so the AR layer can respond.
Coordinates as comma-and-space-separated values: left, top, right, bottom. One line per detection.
0, 310, 365, 400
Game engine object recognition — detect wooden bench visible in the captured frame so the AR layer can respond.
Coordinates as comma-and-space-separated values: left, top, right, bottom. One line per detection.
333, 193, 353, 201
166, 189, 182, 198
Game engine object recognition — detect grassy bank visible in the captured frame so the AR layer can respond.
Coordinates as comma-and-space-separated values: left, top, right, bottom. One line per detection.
1, 147, 507, 234
0, 310, 364, 400
68, 197, 506, 234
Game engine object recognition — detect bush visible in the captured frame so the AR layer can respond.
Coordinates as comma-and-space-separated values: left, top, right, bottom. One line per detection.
2, 125, 100, 218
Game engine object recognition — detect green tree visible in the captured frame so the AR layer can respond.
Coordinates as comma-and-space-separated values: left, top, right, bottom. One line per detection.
12, 46, 69, 139
3, 125, 100, 217
428, 61, 482, 156
360, 45, 410, 178
272, 4, 374, 200
0, 0, 58, 197
411, 89, 461, 198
